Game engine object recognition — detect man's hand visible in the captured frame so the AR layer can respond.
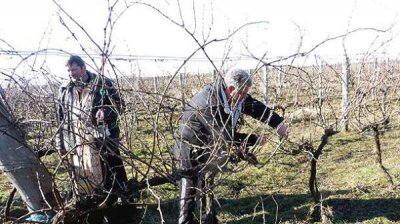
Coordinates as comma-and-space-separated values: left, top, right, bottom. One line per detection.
277, 123, 289, 139
95, 109, 105, 122
58, 148, 67, 156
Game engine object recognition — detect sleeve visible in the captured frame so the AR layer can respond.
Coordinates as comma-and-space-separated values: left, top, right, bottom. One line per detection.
102, 80, 124, 125
195, 105, 229, 144
233, 132, 259, 147
242, 95, 284, 128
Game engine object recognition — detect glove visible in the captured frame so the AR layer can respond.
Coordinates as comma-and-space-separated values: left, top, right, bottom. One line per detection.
277, 123, 289, 139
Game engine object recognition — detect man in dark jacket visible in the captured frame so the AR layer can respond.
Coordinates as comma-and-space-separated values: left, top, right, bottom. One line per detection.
173, 69, 288, 224
56, 55, 127, 197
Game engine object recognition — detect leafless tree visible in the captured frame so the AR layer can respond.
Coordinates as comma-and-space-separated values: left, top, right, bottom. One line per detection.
0, 0, 399, 223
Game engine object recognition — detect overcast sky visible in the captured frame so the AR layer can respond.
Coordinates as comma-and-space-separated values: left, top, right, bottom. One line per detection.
1, 0, 400, 78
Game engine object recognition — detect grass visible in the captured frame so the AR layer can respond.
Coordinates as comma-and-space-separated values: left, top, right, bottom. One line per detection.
2, 125, 399, 223
123, 122, 400, 223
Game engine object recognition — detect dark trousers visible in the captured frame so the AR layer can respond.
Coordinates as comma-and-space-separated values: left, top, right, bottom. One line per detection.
99, 131, 128, 193
176, 141, 218, 224
178, 176, 218, 224
92, 128, 128, 196
102, 144, 128, 192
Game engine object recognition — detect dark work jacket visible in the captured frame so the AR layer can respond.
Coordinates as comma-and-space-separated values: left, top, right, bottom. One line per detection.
174, 80, 284, 165
55, 71, 124, 152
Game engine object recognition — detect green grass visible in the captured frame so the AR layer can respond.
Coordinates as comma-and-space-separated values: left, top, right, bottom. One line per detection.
2, 83, 400, 223
126, 123, 400, 223
2, 125, 399, 223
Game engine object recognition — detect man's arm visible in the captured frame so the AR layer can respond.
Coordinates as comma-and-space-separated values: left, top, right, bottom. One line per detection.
232, 132, 259, 146
102, 79, 124, 125
242, 95, 288, 139
242, 95, 284, 127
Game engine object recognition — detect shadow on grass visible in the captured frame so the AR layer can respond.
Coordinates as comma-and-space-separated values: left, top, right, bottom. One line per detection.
216, 191, 400, 223
328, 198, 400, 222
3, 190, 400, 223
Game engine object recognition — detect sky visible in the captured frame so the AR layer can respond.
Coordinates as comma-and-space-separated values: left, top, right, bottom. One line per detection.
1, 0, 400, 82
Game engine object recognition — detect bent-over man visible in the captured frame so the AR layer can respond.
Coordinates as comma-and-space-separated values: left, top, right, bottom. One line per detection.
173, 69, 288, 224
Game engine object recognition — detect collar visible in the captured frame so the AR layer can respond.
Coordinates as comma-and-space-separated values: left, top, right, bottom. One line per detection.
84, 71, 93, 83
220, 83, 243, 127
